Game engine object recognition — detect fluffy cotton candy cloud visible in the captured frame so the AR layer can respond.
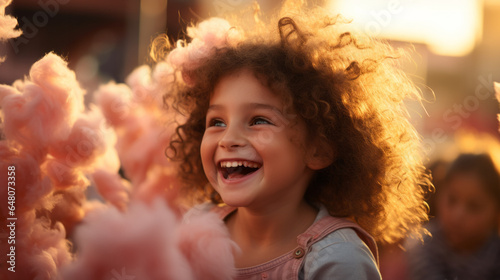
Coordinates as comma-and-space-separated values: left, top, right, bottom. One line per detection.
0, 144, 67, 280
0, 52, 121, 279
48, 186, 87, 235
60, 199, 235, 280
0, 0, 22, 62
91, 169, 131, 211
46, 105, 119, 189
29, 52, 86, 124
0, 52, 91, 279
48, 106, 111, 166
0, 143, 54, 213
132, 167, 181, 212
0, 53, 85, 156
187, 17, 233, 46
19, 213, 73, 279
117, 120, 170, 184
94, 64, 179, 206
0, 0, 21, 41
93, 81, 133, 127
178, 212, 238, 280
151, 61, 176, 98
167, 17, 245, 72
126, 65, 158, 108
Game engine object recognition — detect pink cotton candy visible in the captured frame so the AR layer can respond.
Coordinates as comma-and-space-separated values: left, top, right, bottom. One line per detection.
186, 17, 241, 51
0, 52, 123, 280
43, 104, 120, 191
82, 199, 109, 215
133, 167, 181, 215
0, 0, 21, 41
0, 0, 21, 63
91, 169, 131, 211
126, 65, 158, 108
49, 187, 86, 235
0, 83, 20, 105
167, 18, 245, 72
151, 61, 176, 98
0, 53, 85, 154
95, 65, 180, 206
94, 82, 134, 127
0, 82, 53, 158
48, 105, 118, 171
30, 53, 86, 119
113, 114, 177, 207
126, 63, 177, 115
43, 158, 90, 191
61, 199, 198, 280
0, 143, 55, 213
118, 122, 170, 183
23, 216, 72, 280
0, 210, 72, 280
179, 212, 238, 280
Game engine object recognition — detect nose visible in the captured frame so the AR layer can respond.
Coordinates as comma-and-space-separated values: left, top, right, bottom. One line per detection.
218, 124, 246, 149
447, 204, 467, 228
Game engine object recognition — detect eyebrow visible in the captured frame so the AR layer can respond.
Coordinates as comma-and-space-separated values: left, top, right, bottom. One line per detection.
208, 103, 283, 114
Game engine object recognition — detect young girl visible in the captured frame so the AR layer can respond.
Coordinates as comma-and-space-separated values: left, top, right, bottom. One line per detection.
158, 2, 430, 278
408, 153, 500, 279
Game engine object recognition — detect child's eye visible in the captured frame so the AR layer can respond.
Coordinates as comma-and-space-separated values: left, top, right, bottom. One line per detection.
207, 118, 226, 128
251, 117, 273, 126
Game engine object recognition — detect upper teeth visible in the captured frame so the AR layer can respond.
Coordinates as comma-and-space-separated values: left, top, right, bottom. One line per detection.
220, 161, 260, 168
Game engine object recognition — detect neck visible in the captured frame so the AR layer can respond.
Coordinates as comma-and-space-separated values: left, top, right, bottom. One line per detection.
227, 200, 318, 248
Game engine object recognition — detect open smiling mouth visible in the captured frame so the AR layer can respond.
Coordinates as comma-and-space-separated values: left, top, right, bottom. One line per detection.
219, 160, 262, 180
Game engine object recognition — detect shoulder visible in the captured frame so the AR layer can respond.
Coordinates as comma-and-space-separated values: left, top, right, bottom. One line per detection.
303, 227, 381, 280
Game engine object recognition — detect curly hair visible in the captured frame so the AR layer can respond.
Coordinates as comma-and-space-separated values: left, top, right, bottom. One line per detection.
157, 4, 432, 243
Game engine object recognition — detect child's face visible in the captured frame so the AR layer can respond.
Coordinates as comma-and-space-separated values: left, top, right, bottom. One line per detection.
437, 173, 500, 253
200, 69, 316, 210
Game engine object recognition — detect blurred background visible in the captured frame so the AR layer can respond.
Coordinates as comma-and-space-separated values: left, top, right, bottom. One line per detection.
1, 0, 499, 279
2, 0, 499, 157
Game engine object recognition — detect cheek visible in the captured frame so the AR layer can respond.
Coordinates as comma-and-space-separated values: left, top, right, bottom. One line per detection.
469, 206, 498, 232
259, 135, 307, 171
200, 135, 216, 172
437, 199, 454, 228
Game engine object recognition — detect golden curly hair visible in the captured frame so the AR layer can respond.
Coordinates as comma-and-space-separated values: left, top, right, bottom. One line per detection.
155, 2, 432, 243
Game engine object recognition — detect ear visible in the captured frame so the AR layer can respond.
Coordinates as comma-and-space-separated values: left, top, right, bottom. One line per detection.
306, 141, 334, 170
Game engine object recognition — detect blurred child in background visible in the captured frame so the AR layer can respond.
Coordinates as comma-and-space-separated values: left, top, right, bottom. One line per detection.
408, 153, 500, 280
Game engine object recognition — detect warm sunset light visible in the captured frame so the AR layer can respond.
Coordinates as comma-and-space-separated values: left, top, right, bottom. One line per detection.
2, 1, 499, 279
327, 0, 483, 56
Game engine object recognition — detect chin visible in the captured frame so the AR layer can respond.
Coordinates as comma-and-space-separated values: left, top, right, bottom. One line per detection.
220, 198, 245, 208
218, 194, 251, 208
